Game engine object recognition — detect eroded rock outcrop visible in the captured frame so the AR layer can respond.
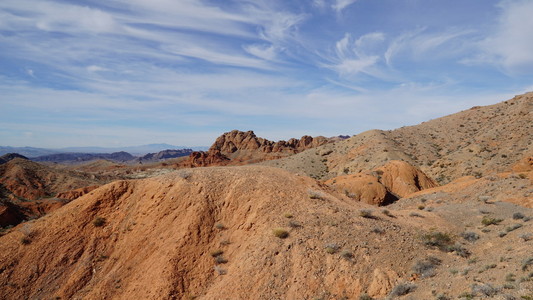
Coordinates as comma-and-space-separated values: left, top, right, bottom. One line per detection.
327, 160, 438, 205
184, 130, 331, 167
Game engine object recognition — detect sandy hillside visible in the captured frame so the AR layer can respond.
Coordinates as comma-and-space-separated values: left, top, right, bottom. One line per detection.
1, 166, 532, 299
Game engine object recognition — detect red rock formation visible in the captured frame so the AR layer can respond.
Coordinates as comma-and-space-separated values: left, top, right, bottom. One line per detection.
184, 151, 230, 167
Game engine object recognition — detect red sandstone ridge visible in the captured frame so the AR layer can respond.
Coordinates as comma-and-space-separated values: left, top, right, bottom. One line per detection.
211, 130, 329, 154
183, 150, 230, 168
183, 130, 331, 167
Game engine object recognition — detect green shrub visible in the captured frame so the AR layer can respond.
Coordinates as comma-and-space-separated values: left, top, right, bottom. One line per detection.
421, 232, 453, 250
482, 216, 503, 226
272, 228, 289, 239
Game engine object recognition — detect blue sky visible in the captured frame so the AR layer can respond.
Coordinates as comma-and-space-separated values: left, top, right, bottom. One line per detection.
1, 0, 532, 148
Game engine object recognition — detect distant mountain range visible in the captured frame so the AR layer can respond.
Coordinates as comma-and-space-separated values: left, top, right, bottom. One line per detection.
0, 143, 208, 157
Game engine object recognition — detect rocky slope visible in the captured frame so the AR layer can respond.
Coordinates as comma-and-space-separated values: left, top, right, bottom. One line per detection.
1, 166, 531, 299
0, 158, 116, 226
265, 92, 533, 184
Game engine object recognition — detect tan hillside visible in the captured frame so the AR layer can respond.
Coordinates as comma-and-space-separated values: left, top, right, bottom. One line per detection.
1, 166, 532, 299
265, 92, 533, 185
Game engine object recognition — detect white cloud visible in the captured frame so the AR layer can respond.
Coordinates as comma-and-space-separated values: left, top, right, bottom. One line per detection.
244, 44, 279, 61
324, 33, 383, 77
477, 0, 533, 74
332, 0, 358, 13
384, 28, 472, 66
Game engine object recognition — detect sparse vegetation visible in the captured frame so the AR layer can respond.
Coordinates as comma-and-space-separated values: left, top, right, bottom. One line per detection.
461, 231, 480, 242
520, 233, 532, 241
389, 282, 416, 297
308, 190, 325, 200
482, 216, 503, 226
522, 257, 533, 271
359, 209, 374, 219
421, 231, 453, 250
358, 293, 373, 300
471, 283, 500, 297
214, 255, 228, 264
283, 213, 293, 219
210, 250, 224, 257
412, 256, 442, 277
324, 243, 340, 254
340, 250, 353, 260
20, 236, 31, 245
214, 265, 227, 275
272, 228, 289, 239
513, 212, 525, 220
93, 216, 106, 227
446, 244, 471, 258
505, 223, 522, 232
381, 209, 393, 217
215, 223, 226, 230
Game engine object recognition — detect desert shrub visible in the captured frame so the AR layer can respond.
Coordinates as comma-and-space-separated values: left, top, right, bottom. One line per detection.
471, 283, 500, 297
412, 256, 442, 277
214, 256, 228, 264
93, 216, 106, 227
522, 257, 533, 271
288, 220, 301, 228
176, 170, 192, 179
435, 295, 450, 300
215, 223, 225, 230
371, 227, 385, 234
512, 212, 525, 220
20, 236, 31, 245
506, 224, 522, 232
214, 265, 227, 275
358, 293, 373, 300
210, 250, 224, 257
461, 231, 480, 242
340, 250, 353, 259
505, 273, 516, 282
389, 282, 416, 297
409, 212, 423, 218
446, 244, 471, 258
520, 233, 532, 241
421, 232, 453, 250
308, 190, 325, 200
381, 209, 393, 217
478, 195, 491, 203
499, 232, 508, 238
272, 228, 289, 239
359, 209, 375, 218
458, 292, 474, 299
324, 243, 340, 254
283, 213, 293, 219
481, 216, 503, 226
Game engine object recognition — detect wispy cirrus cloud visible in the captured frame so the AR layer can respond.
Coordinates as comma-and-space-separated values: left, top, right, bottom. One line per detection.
463, 0, 533, 75
0, 0, 531, 147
